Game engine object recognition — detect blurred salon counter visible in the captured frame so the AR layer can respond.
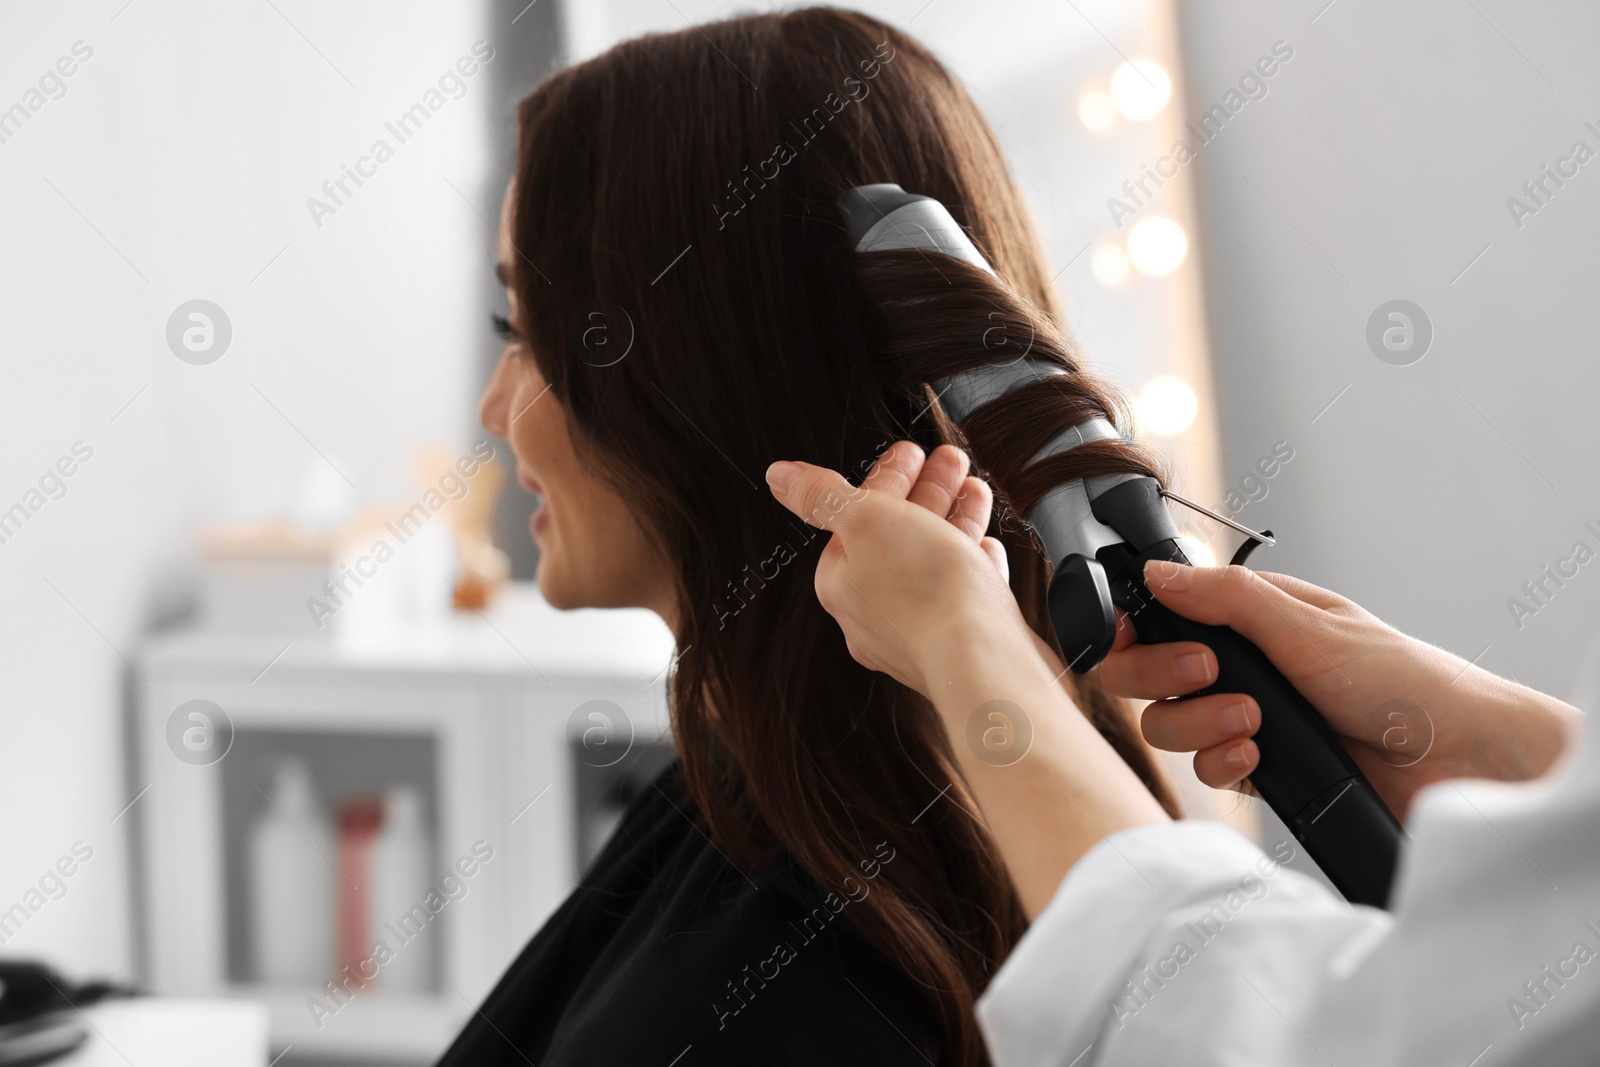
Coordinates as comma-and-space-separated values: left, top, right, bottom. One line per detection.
133, 584, 676, 1065
144, 581, 676, 682
61, 998, 267, 1067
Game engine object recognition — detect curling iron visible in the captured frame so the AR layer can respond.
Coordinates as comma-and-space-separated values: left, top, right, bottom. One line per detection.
838, 183, 1403, 909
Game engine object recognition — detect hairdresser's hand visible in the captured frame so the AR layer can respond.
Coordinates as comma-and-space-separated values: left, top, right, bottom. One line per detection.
769, 441, 1171, 918
764, 442, 1025, 697
1102, 562, 1582, 822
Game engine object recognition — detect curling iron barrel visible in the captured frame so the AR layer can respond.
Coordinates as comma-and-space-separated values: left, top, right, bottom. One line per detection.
838, 183, 1404, 908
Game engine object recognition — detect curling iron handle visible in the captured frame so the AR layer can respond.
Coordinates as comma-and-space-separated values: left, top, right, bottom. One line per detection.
1108, 542, 1404, 909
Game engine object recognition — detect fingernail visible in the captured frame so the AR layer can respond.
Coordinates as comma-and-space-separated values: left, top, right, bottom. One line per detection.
1176, 651, 1213, 685
1220, 700, 1253, 736
1224, 743, 1253, 772
765, 461, 797, 494
1146, 559, 1194, 591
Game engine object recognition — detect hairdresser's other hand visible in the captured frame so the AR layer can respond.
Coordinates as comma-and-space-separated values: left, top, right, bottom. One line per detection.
764, 442, 1024, 698
1101, 562, 1582, 822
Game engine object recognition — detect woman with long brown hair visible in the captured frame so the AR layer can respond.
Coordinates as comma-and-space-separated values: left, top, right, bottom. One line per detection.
440, 8, 1178, 1065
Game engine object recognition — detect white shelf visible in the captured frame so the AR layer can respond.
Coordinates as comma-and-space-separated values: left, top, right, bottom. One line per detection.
142, 583, 677, 683
62, 998, 268, 1067
136, 583, 675, 1062
238, 987, 468, 1064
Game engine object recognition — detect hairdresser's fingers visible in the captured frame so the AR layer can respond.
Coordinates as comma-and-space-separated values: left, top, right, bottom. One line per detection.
946, 475, 992, 543
1192, 738, 1260, 792
1252, 569, 1352, 612
767, 460, 876, 536
980, 536, 1009, 582
905, 444, 969, 520
1140, 694, 1260, 754
1100, 640, 1217, 700
860, 440, 926, 501
1109, 609, 1137, 653
1142, 562, 1349, 667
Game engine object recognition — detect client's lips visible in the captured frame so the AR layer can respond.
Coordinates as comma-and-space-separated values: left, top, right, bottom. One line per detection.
518, 470, 543, 495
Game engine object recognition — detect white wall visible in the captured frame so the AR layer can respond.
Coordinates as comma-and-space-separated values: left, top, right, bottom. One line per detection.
0, 1, 492, 979
1180, 0, 1600, 702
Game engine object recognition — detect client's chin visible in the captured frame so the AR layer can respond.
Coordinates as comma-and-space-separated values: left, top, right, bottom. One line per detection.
534, 555, 576, 609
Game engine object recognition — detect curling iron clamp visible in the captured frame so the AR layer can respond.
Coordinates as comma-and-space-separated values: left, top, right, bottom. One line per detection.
837, 184, 1404, 909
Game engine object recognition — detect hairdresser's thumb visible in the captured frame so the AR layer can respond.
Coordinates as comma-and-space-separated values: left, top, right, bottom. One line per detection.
1142, 561, 1309, 654
766, 460, 870, 535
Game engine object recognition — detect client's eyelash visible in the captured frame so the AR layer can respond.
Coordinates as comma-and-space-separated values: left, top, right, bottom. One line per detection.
491, 312, 521, 344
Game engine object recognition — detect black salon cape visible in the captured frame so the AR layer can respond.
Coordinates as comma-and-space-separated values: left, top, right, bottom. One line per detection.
433, 761, 944, 1066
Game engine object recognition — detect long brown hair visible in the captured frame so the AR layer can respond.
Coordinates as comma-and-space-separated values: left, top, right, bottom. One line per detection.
510, 9, 1177, 1063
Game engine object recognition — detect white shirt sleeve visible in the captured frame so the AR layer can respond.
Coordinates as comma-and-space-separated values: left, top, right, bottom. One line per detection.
977, 716, 1600, 1067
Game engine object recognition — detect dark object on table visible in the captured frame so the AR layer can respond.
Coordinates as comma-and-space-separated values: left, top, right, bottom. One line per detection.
0, 962, 135, 1066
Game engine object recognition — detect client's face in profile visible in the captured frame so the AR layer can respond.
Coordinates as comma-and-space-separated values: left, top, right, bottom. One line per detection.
478, 182, 670, 620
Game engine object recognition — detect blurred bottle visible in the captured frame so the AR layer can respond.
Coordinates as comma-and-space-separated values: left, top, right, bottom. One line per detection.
334, 795, 384, 991
249, 760, 334, 985
370, 786, 436, 993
